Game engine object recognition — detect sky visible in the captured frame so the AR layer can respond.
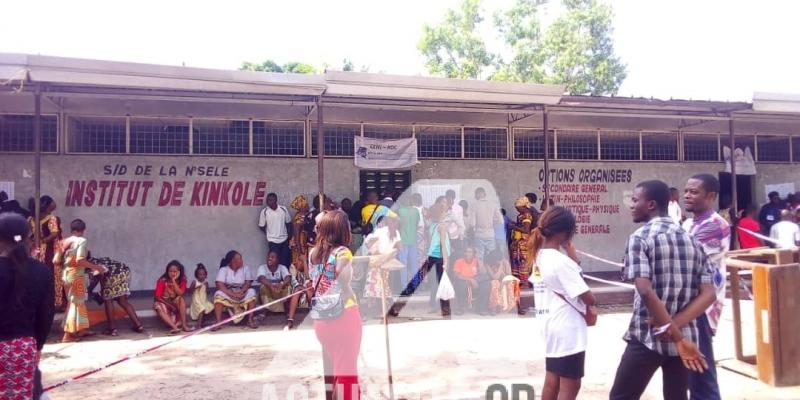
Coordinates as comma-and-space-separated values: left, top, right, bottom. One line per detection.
2, 0, 799, 101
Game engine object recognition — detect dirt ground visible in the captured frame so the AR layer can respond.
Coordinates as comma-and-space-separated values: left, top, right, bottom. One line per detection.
40, 300, 800, 400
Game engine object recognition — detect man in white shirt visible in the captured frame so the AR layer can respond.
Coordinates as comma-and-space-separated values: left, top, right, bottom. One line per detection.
770, 210, 800, 249
668, 187, 683, 225
470, 187, 503, 259
446, 189, 466, 258
256, 250, 292, 313
258, 193, 292, 268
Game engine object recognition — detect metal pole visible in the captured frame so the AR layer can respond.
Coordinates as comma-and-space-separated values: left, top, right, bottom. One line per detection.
34, 85, 42, 251
543, 107, 550, 207
729, 118, 738, 214
316, 97, 325, 208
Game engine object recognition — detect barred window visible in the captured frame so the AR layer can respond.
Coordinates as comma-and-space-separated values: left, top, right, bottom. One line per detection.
363, 124, 412, 140
417, 125, 462, 158
464, 127, 507, 159
513, 129, 553, 160
683, 134, 719, 161
253, 120, 304, 156
794, 136, 800, 162
642, 132, 678, 161
193, 119, 249, 155
756, 135, 790, 162
67, 116, 125, 153
130, 117, 189, 154
311, 123, 358, 156
600, 130, 639, 160
556, 130, 597, 160
0, 114, 58, 153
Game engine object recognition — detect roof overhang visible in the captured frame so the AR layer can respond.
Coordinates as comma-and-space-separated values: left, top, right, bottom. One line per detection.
0, 53, 326, 98
324, 70, 564, 106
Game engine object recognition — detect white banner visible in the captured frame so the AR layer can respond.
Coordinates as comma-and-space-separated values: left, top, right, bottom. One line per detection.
354, 136, 418, 169
722, 145, 756, 175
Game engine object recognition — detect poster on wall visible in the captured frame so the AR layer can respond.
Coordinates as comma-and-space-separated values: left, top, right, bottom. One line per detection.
764, 183, 796, 201
722, 146, 756, 175
354, 136, 418, 169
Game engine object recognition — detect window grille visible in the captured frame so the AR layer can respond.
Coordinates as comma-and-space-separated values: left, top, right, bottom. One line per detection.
683, 134, 719, 161
641, 132, 678, 161
253, 120, 304, 156
311, 122, 358, 156
794, 136, 800, 163
600, 130, 639, 160
363, 124, 412, 140
755, 135, 790, 162
67, 116, 125, 153
130, 117, 190, 154
464, 127, 507, 159
0, 114, 58, 152
556, 130, 598, 160
513, 129, 553, 160
417, 125, 462, 158
193, 119, 249, 155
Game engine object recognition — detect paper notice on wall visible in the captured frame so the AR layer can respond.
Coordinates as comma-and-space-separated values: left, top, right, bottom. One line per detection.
354, 136, 418, 169
0, 182, 13, 199
765, 183, 795, 201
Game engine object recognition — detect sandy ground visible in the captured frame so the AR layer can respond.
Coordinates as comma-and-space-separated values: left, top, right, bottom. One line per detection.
40, 299, 800, 400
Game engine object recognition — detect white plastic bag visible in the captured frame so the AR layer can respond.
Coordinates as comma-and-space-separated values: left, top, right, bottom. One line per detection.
436, 270, 455, 301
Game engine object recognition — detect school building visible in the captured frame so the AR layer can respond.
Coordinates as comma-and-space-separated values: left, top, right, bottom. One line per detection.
2, 53, 799, 290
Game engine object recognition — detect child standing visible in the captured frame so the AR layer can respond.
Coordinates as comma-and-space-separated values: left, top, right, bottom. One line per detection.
189, 264, 214, 327
529, 206, 597, 400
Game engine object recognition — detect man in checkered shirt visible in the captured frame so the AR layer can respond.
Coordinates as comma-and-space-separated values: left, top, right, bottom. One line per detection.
610, 180, 717, 400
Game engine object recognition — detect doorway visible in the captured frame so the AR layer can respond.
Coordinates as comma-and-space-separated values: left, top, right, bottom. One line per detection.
358, 170, 411, 198
718, 172, 754, 212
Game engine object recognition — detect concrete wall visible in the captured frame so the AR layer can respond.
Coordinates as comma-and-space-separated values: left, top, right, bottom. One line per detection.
2, 154, 798, 290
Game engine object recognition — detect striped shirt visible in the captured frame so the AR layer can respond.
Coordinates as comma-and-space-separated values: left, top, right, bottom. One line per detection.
683, 210, 730, 334
623, 217, 712, 356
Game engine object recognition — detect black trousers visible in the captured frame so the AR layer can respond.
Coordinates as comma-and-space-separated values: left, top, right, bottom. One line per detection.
268, 239, 291, 268
610, 340, 689, 400
393, 256, 450, 314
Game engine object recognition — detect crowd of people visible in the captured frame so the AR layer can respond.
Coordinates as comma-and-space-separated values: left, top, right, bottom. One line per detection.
1, 173, 799, 399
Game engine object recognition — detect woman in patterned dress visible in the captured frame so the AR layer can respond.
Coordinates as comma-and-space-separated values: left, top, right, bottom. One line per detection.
509, 197, 534, 289
60, 219, 107, 343
290, 195, 311, 273
27, 196, 65, 310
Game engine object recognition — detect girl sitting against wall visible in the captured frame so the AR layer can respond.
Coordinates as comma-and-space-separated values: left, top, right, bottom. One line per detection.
153, 260, 193, 335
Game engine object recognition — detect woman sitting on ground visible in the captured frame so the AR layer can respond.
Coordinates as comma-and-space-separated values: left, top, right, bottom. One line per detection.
153, 260, 193, 335
485, 249, 520, 314
212, 250, 258, 330
189, 263, 214, 328
452, 246, 490, 315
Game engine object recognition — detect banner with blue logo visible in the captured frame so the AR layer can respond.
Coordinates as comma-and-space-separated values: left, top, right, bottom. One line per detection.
354, 136, 418, 169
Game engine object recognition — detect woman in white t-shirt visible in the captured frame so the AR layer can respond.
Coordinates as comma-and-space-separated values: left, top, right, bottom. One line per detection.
529, 206, 596, 400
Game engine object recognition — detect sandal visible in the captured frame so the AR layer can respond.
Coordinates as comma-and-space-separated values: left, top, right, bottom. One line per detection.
210, 325, 222, 332
248, 320, 259, 329
168, 328, 181, 335
183, 325, 195, 333
78, 331, 96, 338
132, 325, 145, 334
103, 328, 119, 337
61, 333, 80, 343
283, 319, 294, 331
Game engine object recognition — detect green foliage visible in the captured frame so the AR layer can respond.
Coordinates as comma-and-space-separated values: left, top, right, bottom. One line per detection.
240, 59, 316, 74
417, 0, 494, 79
420, 0, 627, 95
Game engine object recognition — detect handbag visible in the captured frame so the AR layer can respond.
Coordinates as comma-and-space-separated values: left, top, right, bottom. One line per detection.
308, 248, 346, 320
554, 291, 597, 326
361, 205, 381, 236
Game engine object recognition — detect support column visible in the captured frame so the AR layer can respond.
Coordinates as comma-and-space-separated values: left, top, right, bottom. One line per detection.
316, 97, 325, 207
34, 85, 42, 249
543, 107, 550, 207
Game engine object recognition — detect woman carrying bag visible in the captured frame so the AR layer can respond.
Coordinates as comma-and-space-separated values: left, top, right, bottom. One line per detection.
307, 210, 362, 400
528, 206, 597, 400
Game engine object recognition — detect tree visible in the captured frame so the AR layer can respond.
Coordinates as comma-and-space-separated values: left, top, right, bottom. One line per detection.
239, 60, 317, 74
417, 0, 494, 79
420, 0, 627, 95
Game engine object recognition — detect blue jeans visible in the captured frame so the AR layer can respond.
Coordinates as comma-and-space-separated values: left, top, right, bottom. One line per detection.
688, 314, 720, 400
474, 237, 496, 260
396, 244, 419, 293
